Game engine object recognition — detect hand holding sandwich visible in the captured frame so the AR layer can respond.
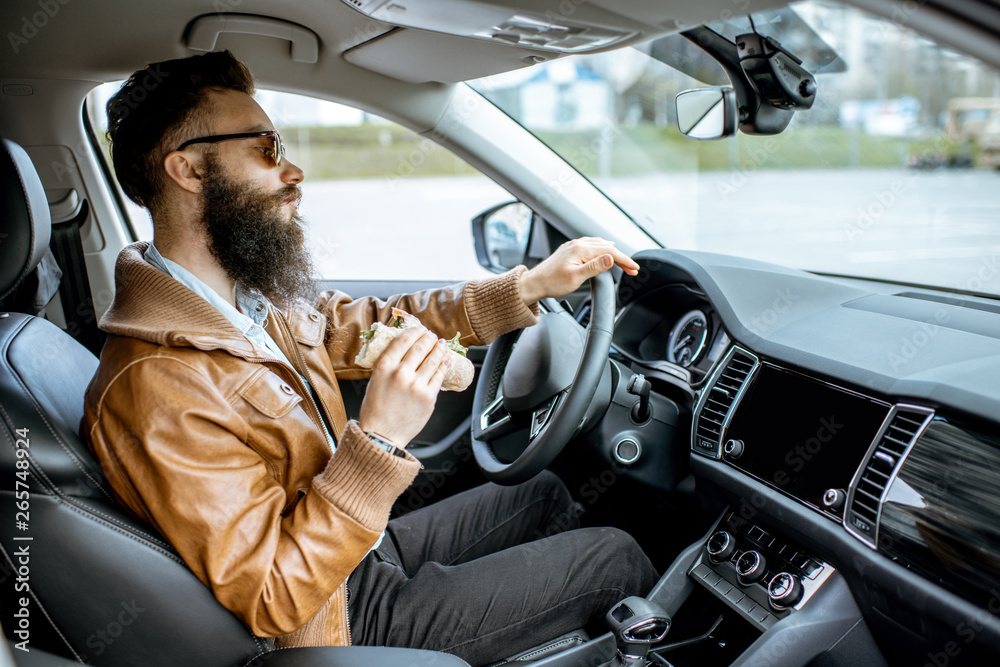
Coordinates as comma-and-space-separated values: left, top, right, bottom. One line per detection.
358, 326, 451, 447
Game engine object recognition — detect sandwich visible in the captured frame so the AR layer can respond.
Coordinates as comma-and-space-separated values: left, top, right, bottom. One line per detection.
355, 308, 475, 392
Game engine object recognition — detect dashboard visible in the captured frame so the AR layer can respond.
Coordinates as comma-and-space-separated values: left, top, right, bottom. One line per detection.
612, 249, 1000, 663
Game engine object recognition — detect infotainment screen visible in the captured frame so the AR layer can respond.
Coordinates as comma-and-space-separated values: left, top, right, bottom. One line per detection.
725, 364, 891, 513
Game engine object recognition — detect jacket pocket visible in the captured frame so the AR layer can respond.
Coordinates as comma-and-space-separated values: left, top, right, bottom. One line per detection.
240, 369, 303, 418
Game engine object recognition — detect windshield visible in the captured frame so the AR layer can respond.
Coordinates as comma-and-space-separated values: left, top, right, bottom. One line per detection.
472, 1, 1000, 298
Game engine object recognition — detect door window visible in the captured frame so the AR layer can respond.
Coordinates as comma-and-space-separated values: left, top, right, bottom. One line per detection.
87, 85, 503, 281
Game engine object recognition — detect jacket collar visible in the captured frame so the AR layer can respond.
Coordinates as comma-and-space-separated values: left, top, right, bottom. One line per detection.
100, 242, 261, 357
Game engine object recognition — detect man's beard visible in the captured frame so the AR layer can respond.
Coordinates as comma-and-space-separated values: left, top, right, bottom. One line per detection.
200, 157, 318, 310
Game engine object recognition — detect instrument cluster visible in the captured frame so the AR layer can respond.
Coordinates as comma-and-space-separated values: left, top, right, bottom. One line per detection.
613, 285, 730, 385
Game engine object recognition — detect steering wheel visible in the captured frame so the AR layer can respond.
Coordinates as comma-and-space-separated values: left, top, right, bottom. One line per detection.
471, 271, 615, 485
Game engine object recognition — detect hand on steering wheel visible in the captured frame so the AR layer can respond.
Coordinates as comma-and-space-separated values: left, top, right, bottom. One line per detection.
471, 270, 616, 484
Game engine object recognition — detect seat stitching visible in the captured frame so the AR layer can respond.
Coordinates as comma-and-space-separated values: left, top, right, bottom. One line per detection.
0, 355, 114, 502
488, 636, 583, 665
0, 540, 85, 662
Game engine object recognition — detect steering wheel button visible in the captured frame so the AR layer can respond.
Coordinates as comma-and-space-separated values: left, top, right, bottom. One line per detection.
613, 438, 641, 465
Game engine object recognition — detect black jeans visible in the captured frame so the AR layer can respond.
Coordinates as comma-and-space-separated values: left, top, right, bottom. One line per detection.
346, 471, 659, 666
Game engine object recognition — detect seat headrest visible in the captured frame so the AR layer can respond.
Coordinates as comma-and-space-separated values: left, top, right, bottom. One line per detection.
0, 137, 51, 301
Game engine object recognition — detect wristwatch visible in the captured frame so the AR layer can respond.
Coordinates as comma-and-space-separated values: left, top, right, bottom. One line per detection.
367, 432, 408, 458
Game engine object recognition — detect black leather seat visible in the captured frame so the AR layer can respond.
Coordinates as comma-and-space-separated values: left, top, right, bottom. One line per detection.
0, 136, 469, 667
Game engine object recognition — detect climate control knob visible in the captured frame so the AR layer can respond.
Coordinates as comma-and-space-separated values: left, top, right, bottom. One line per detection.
706, 531, 735, 563
723, 438, 744, 459
736, 550, 767, 585
768, 572, 803, 609
822, 488, 846, 511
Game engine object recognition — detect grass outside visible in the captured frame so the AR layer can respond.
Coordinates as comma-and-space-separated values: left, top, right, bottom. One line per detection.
93, 121, 974, 182
278, 122, 972, 180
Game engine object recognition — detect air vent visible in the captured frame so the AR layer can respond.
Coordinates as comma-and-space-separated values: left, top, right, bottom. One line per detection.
691, 347, 759, 459
574, 302, 592, 328
845, 406, 932, 548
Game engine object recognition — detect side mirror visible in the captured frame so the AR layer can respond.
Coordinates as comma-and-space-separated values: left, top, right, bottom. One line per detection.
472, 201, 533, 273
675, 87, 738, 140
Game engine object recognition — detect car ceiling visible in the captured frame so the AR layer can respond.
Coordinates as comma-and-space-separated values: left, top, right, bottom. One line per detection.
0, 0, 768, 83
2, 0, 1000, 147
3, 0, 997, 92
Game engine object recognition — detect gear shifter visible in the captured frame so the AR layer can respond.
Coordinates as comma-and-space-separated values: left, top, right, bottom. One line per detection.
601, 596, 671, 667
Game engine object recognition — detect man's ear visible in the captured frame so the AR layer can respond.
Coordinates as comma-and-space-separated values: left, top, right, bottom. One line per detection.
163, 151, 205, 195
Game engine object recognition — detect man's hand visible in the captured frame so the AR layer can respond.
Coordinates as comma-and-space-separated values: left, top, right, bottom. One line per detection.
358, 327, 450, 447
519, 237, 640, 305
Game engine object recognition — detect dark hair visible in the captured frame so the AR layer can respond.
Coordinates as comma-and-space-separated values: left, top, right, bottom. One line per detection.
106, 50, 254, 215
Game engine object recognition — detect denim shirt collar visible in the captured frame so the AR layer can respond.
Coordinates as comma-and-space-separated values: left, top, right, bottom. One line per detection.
143, 243, 283, 362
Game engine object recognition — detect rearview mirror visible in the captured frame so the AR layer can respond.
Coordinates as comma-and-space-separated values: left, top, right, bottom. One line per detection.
675, 87, 738, 140
472, 201, 533, 273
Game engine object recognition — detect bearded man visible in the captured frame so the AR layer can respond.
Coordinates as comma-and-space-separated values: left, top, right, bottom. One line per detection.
82, 50, 657, 666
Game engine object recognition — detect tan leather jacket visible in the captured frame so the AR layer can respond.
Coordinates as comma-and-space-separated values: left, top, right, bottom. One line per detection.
83, 242, 537, 646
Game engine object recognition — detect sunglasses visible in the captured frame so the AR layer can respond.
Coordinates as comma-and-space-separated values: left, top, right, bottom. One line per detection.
174, 130, 285, 166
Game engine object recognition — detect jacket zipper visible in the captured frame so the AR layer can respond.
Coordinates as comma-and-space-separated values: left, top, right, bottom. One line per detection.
273, 311, 353, 645
344, 584, 353, 646
202, 319, 351, 643
237, 352, 351, 642
273, 311, 341, 449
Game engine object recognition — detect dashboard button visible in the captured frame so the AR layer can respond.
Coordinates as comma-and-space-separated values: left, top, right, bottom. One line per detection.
706, 530, 736, 563
823, 488, 846, 510
736, 595, 758, 614
736, 550, 768, 585
714, 579, 734, 596
768, 572, 804, 609
724, 438, 745, 459
800, 559, 823, 579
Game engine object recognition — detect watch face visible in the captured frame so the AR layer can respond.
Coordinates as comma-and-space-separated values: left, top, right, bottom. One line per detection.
367, 433, 402, 455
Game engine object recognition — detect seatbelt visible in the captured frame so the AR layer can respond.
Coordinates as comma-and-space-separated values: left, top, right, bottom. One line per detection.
49, 199, 104, 357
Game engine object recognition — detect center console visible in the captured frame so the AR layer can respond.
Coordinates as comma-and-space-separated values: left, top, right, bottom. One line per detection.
531, 347, 912, 666
528, 506, 877, 667
688, 510, 833, 633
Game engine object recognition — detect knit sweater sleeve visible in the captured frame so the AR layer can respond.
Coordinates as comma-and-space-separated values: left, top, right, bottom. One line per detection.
463, 265, 539, 344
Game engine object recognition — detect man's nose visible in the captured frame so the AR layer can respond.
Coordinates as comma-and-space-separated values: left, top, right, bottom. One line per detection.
280, 158, 304, 185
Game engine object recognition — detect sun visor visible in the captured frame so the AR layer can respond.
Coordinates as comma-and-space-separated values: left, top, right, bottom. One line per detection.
343, 28, 557, 83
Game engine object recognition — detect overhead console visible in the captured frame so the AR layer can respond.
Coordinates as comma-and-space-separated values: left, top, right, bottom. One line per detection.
339, 0, 791, 82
